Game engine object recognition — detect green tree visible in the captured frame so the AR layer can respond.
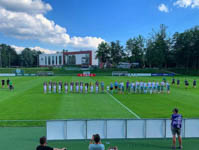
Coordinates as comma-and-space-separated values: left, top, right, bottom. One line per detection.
126, 35, 145, 67
96, 42, 110, 65
146, 24, 170, 68
0, 44, 19, 67
110, 40, 124, 66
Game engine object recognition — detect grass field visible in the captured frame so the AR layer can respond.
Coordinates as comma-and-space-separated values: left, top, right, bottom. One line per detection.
0, 75, 199, 150
0, 76, 199, 126
1, 127, 199, 150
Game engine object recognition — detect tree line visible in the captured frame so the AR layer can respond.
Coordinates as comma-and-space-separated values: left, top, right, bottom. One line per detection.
96, 24, 199, 70
0, 44, 41, 67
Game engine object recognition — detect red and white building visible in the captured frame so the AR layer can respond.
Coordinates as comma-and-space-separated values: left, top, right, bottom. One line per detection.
39, 50, 98, 66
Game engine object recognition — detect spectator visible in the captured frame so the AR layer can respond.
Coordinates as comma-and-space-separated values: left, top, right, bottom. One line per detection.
89, 134, 105, 150
171, 108, 183, 149
36, 136, 66, 150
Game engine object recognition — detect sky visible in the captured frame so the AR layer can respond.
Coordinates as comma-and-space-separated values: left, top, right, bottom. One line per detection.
0, 0, 199, 54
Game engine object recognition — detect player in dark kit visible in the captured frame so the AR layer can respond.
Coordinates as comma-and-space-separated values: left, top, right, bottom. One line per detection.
184, 79, 189, 89
1, 79, 5, 88
177, 79, 180, 87
172, 78, 175, 85
6, 78, 10, 87
126, 80, 130, 93
193, 80, 197, 88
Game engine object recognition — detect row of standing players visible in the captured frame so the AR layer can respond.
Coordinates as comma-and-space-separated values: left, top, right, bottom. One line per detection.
43, 80, 171, 94
172, 78, 197, 88
1, 79, 14, 90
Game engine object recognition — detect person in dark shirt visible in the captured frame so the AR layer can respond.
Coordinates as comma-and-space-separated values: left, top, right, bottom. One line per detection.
184, 79, 189, 89
7, 78, 10, 87
193, 80, 196, 88
1, 79, 5, 88
177, 79, 180, 87
36, 136, 66, 150
172, 78, 175, 85
171, 108, 183, 149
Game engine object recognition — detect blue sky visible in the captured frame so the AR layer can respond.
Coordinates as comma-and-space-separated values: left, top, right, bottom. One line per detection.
0, 0, 199, 53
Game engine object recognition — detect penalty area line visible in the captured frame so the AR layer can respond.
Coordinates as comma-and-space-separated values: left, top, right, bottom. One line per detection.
105, 91, 141, 119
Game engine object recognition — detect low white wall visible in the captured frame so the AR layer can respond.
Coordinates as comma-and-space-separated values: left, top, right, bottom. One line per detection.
46, 119, 199, 140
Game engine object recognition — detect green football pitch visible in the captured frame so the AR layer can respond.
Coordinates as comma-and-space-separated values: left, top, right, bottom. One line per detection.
0, 76, 199, 124
1, 127, 199, 150
0, 76, 199, 150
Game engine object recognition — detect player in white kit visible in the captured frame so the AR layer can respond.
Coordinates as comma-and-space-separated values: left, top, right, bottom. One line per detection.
64, 82, 68, 93
58, 82, 62, 93
80, 82, 83, 93
148, 81, 152, 94
76, 82, 79, 93
152, 81, 156, 93
48, 81, 52, 93
90, 82, 94, 93
53, 82, 57, 93
85, 83, 88, 93
43, 82, 47, 94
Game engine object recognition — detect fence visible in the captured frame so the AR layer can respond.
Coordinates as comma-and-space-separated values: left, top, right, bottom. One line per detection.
46, 119, 199, 140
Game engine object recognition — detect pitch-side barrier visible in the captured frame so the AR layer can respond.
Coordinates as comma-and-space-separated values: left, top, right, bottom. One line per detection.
46, 119, 199, 140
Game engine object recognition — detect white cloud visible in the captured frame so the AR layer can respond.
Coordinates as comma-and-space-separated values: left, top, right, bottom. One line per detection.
0, 0, 105, 50
0, 0, 52, 14
158, 4, 169, 13
11, 45, 57, 54
174, 0, 199, 8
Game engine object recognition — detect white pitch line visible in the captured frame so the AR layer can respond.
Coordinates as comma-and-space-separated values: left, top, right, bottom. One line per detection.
105, 91, 141, 119
89, 77, 141, 119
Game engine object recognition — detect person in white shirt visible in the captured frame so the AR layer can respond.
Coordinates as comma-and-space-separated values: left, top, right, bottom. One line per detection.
58, 82, 62, 93
85, 83, 88, 93
148, 81, 152, 94
144, 82, 147, 94
156, 82, 160, 93
64, 82, 68, 93
90, 82, 94, 93
140, 81, 144, 93
135, 81, 140, 93
152, 81, 156, 93
76, 82, 79, 93
48, 81, 52, 93
121, 82, 124, 94
166, 82, 170, 94
161, 81, 165, 93
80, 82, 83, 93
107, 85, 110, 92
43, 82, 47, 94
53, 82, 57, 93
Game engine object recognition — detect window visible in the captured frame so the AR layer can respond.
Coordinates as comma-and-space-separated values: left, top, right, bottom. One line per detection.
48, 56, 51, 65
81, 54, 90, 65
59, 56, 62, 65
45, 56, 47, 65
52, 56, 54, 65
56, 56, 58, 65
66, 55, 76, 65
